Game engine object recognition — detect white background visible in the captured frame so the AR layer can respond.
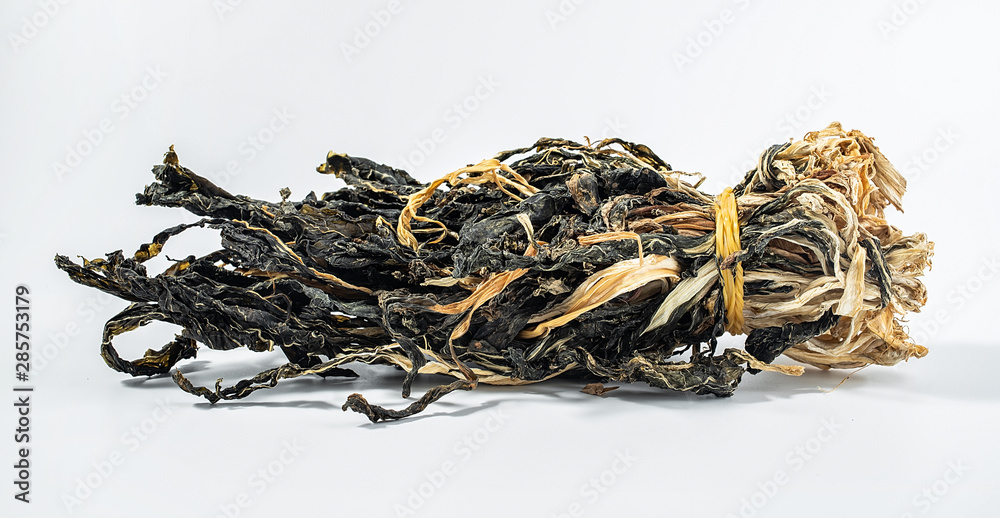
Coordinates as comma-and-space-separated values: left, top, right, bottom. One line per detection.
2, 1, 999, 517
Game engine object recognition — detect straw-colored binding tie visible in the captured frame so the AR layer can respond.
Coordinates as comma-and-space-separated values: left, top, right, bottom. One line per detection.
714, 187, 744, 335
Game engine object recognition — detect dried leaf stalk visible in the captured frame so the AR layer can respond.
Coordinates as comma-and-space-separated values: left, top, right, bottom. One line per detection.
56, 122, 932, 422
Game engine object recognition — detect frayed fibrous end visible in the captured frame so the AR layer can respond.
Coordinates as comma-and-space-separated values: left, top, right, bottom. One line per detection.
736, 122, 933, 368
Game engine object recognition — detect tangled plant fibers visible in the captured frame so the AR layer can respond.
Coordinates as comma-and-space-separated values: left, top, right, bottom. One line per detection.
56, 122, 933, 422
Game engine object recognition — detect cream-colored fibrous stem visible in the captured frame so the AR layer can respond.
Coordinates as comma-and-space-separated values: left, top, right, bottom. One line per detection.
396, 159, 538, 251
736, 122, 931, 368
518, 253, 680, 339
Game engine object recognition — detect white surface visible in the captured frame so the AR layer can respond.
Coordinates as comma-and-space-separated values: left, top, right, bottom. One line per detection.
2, 1, 999, 517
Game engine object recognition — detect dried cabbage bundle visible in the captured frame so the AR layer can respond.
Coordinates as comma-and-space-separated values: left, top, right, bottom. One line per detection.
56, 122, 932, 422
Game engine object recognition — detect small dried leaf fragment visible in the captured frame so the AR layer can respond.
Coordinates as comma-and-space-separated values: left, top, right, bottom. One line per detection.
581, 383, 620, 396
